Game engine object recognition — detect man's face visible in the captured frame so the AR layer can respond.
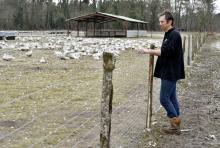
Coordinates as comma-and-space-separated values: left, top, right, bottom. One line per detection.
159, 15, 172, 32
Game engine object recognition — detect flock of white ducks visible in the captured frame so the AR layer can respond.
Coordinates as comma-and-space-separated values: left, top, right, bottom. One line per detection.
0, 36, 161, 62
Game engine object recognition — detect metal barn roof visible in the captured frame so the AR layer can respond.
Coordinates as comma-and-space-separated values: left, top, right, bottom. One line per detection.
66, 12, 148, 24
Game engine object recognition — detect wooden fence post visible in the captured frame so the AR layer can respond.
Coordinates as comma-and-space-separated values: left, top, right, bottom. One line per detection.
187, 34, 191, 65
199, 33, 202, 48
192, 35, 195, 61
183, 36, 186, 54
196, 34, 198, 53
67, 21, 70, 36
100, 52, 115, 148
146, 44, 155, 129
197, 33, 199, 49
202, 33, 205, 44
204, 32, 207, 42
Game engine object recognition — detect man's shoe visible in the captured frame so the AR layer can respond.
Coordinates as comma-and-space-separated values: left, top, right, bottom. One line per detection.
161, 117, 181, 135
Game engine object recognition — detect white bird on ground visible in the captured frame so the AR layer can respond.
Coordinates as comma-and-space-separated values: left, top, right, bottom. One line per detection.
112, 49, 120, 56
56, 40, 63, 45
208, 134, 216, 140
66, 36, 72, 40
2, 54, 15, 61
67, 52, 81, 59
26, 50, 32, 57
54, 51, 67, 60
19, 45, 30, 51
92, 52, 102, 60
3, 37, 7, 42
48, 43, 55, 50
28, 36, 33, 41
21, 37, 27, 42
40, 57, 46, 63
30, 43, 40, 49
0, 42, 8, 49
63, 44, 74, 53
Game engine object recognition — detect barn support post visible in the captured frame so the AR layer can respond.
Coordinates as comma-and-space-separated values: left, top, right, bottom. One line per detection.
94, 19, 96, 37
123, 21, 128, 37
137, 23, 140, 38
86, 21, 88, 37
77, 21, 79, 37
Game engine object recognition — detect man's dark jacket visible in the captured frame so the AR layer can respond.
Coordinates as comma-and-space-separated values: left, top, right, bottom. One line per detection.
154, 28, 185, 81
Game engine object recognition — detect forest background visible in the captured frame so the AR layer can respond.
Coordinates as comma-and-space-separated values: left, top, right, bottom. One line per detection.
0, 0, 220, 32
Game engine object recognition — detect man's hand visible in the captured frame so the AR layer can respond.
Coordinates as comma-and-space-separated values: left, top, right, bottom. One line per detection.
136, 48, 161, 56
136, 48, 151, 54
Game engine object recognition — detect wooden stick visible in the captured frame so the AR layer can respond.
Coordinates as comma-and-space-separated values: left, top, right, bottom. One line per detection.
146, 44, 155, 129
100, 52, 115, 148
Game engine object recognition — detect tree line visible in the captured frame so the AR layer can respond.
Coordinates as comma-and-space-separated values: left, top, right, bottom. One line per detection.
0, 0, 219, 32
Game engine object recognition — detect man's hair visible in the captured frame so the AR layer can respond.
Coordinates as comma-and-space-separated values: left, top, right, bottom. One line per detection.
159, 11, 174, 26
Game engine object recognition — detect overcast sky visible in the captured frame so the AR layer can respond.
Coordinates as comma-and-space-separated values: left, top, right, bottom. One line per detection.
215, 0, 220, 13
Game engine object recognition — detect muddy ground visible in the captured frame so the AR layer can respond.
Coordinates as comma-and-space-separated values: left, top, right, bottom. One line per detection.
0, 34, 219, 148
139, 34, 220, 148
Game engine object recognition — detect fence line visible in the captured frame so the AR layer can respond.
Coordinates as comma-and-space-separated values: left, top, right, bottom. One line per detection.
98, 32, 208, 147
28, 110, 100, 148
1, 32, 208, 147
0, 76, 81, 108
0, 94, 91, 141
183, 32, 207, 66
0, 74, 101, 141
55, 92, 146, 147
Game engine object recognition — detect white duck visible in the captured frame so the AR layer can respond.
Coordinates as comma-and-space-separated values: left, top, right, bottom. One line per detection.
26, 50, 32, 57
54, 51, 67, 60
67, 52, 81, 59
2, 54, 15, 61
40, 57, 46, 63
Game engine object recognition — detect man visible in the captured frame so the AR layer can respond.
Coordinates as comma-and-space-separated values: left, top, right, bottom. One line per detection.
137, 11, 185, 135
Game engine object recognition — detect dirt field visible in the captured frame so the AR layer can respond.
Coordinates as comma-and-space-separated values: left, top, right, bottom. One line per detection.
0, 33, 219, 148
0, 37, 161, 148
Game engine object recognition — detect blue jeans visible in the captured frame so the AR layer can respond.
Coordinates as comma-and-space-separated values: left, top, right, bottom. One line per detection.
160, 79, 180, 118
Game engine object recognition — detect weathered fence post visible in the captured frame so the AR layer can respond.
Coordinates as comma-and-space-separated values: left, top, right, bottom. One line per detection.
192, 35, 195, 61
183, 36, 186, 54
100, 52, 115, 148
196, 34, 198, 52
197, 33, 199, 49
146, 44, 155, 129
67, 21, 70, 36
187, 34, 191, 65
202, 33, 205, 45
199, 33, 202, 48
204, 32, 207, 42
